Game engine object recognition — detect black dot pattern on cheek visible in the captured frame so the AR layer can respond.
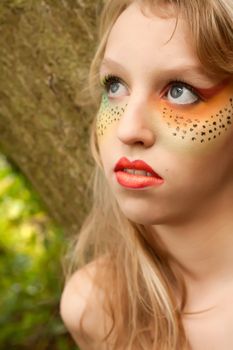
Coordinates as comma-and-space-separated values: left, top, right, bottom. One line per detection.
162, 97, 233, 144
96, 94, 128, 136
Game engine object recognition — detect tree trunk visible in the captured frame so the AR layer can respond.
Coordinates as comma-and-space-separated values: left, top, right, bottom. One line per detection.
0, 0, 103, 235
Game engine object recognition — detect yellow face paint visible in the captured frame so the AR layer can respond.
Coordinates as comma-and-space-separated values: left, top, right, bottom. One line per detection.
150, 81, 233, 154
96, 92, 128, 138
96, 81, 233, 155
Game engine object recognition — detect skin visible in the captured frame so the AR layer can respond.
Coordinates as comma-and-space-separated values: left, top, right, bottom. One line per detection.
97, 2, 233, 349
97, 82, 233, 154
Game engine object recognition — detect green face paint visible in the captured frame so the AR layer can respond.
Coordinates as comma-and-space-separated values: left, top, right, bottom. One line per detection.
96, 83, 233, 156
96, 92, 128, 138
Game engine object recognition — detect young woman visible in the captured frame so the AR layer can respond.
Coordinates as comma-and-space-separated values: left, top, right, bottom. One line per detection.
60, 0, 233, 349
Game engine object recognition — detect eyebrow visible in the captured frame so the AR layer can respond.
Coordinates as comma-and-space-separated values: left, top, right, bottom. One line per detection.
100, 58, 130, 75
100, 57, 213, 83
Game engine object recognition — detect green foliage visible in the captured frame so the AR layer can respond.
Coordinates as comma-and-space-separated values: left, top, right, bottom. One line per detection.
0, 154, 77, 350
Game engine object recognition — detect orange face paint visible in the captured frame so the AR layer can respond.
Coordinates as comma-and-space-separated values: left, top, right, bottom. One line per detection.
193, 79, 230, 99
151, 80, 233, 153
96, 79, 233, 156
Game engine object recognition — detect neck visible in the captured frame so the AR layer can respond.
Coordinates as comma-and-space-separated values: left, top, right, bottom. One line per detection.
150, 188, 233, 286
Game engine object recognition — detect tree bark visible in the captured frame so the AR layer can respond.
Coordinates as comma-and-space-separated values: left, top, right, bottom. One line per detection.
0, 0, 103, 235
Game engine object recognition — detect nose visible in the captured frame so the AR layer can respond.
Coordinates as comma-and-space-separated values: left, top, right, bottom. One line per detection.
117, 95, 156, 148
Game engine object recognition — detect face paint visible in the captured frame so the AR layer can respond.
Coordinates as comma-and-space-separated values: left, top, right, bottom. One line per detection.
96, 92, 128, 138
151, 81, 233, 154
96, 80, 233, 155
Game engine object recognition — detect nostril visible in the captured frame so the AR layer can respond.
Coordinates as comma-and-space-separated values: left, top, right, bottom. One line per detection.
118, 128, 156, 147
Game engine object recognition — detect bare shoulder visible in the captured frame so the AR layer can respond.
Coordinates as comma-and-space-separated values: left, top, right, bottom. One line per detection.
60, 255, 114, 349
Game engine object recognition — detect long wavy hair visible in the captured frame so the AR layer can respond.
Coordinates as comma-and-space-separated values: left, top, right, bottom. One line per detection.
66, 0, 233, 349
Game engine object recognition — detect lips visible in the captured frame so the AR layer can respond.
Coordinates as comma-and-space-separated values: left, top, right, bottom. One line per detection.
114, 157, 164, 189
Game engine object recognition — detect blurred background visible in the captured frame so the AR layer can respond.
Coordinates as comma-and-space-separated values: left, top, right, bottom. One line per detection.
0, 0, 104, 348
0, 153, 76, 350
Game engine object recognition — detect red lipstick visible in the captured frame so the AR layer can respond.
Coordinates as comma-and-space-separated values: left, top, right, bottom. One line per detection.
114, 157, 164, 189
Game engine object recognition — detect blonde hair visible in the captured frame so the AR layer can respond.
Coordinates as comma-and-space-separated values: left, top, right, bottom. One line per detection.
67, 0, 233, 349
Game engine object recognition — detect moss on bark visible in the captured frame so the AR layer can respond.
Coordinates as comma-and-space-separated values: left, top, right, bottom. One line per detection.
0, 0, 104, 235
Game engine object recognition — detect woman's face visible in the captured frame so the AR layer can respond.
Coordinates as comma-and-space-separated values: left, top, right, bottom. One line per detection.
96, 2, 233, 225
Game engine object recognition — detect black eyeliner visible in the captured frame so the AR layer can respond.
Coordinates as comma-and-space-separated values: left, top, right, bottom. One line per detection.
165, 79, 204, 102
100, 74, 123, 92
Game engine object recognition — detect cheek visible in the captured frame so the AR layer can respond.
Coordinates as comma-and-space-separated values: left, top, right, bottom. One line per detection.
155, 97, 233, 154
96, 94, 127, 139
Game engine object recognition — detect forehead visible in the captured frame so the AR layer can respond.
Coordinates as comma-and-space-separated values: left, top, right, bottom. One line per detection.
104, 2, 196, 66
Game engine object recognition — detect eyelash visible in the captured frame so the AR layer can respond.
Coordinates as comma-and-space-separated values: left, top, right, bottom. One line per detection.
164, 79, 203, 102
100, 73, 204, 102
100, 74, 125, 93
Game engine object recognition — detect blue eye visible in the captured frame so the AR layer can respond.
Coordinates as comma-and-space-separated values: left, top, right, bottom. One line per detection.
101, 74, 127, 98
164, 81, 202, 105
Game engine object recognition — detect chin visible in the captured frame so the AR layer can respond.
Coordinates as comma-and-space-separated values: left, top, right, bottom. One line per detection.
118, 200, 168, 225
